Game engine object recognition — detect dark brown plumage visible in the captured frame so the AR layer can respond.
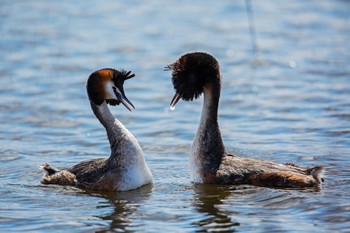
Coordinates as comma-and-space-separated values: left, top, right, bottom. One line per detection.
167, 52, 324, 189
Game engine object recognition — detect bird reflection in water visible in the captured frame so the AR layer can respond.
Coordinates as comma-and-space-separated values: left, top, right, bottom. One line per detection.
192, 184, 241, 232
81, 184, 153, 232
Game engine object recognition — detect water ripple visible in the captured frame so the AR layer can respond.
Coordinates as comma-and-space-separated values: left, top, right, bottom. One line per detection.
0, 0, 349, 232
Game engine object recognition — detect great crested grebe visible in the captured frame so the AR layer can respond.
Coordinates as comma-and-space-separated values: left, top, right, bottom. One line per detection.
166, 52, 324, 189
40, 68, 153, 191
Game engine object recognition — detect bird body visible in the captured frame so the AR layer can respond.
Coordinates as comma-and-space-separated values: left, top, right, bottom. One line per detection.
167, 52, 323, 189
41, 69, 153, 191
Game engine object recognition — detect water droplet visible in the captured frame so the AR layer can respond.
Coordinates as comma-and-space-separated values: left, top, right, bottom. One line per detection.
289, 60, 297, 68
170, 105, 176, 111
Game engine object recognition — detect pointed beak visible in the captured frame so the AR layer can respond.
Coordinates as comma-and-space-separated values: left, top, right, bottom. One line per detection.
113, 87, 135, 111
170, 93, 181, 110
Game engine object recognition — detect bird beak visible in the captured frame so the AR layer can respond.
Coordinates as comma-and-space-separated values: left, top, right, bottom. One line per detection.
113, 86, 135, 111
170, 93, 181, 110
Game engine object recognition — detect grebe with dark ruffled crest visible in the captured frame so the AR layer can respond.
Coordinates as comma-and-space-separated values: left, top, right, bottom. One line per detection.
166, 52, 323, 189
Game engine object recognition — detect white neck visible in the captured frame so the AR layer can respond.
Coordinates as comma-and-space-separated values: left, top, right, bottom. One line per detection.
90, 101, 153, 190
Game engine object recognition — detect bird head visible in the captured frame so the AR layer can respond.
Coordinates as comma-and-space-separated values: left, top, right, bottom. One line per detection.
165, 52, 221, 109
87, 68, 135, 111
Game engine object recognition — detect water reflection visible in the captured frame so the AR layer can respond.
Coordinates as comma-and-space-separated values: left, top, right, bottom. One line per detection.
82, 184, 153, 232
192, 184, 240, 232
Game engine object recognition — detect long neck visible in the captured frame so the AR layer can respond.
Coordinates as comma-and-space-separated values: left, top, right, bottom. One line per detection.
191, 80, 226, 182
90, 101, 138, 161
89, 101, 153, 189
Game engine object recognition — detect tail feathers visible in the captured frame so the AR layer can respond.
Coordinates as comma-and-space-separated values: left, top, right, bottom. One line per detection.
310, 166, 324, 184
39, 163, 61, 176
39, 163, 77, 186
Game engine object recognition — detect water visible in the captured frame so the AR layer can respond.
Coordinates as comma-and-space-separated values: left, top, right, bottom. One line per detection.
1, 0, 349, 232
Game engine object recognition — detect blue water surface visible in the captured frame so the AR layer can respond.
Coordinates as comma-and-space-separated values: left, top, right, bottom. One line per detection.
0, 0, 349, 232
